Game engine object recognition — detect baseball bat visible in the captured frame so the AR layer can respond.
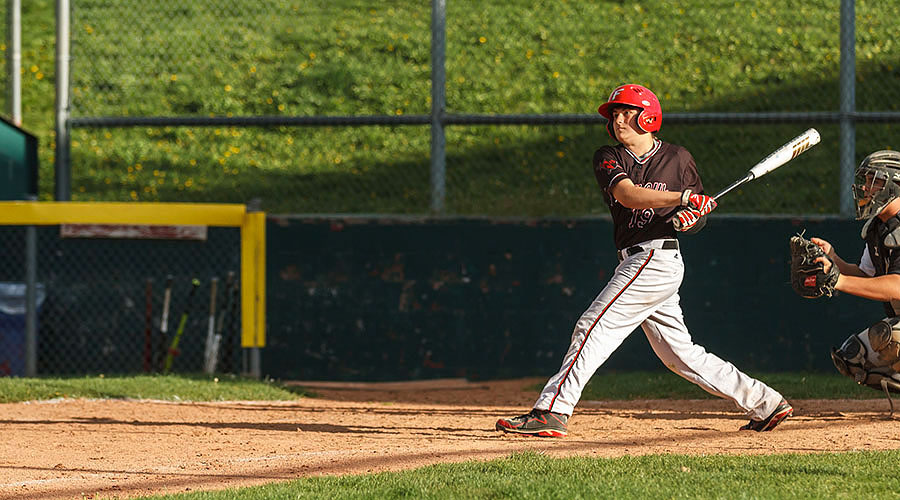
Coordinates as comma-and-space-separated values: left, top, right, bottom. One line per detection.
672, 127, 821, 229
221, 272, 240, 374
163, 278, 201, 374
207, 271, 234, 374
156, 275, 174, 372
202, 277, 219, 374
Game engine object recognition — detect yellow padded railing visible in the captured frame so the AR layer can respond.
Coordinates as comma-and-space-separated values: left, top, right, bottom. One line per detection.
0, 201, 265, 348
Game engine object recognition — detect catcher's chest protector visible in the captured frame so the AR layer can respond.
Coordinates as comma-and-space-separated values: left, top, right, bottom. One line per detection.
865, 218, 900, 315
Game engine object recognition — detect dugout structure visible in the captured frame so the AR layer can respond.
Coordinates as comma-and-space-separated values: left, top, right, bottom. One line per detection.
0, 201, 265, 377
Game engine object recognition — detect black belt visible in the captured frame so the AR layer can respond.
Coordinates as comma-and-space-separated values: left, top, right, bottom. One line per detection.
617, 240, 679, 262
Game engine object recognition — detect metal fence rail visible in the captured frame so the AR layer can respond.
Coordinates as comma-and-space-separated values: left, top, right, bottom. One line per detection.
25, 0, 893, 217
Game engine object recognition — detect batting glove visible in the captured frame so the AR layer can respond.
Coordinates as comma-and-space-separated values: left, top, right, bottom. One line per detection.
681, 189, 717, 216
674, 208, 702, 232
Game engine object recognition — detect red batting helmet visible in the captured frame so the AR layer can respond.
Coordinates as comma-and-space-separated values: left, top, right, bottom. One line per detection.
597, 84, 662, 138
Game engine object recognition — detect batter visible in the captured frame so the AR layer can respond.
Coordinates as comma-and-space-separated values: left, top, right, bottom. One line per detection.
496, 84, 792, 437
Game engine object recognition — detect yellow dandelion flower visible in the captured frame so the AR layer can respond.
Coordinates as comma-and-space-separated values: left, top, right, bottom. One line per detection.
170, 74, 177, 81
185, 179, 193, 187
130, 191, 137, 199
190, 159, 197, 166
224, 84, 232, 92
479, 36, 486, 43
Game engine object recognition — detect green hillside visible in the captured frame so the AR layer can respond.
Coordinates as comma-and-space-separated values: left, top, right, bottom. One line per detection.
5, 0, 900, 214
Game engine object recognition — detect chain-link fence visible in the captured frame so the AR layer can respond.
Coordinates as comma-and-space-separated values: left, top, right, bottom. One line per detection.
0, 225, 242, 375
1, 1, 900, 377
1, 0, 890, 216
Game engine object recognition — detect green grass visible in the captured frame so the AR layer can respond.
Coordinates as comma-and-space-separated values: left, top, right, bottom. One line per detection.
137, 450, 900, 500
6, 1, 900, 214
0, 371, 881, 404
0, 373, 307, 403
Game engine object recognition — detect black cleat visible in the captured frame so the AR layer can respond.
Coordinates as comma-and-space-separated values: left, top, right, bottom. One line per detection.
496, 409, 568, 437
740, 399, 793, 432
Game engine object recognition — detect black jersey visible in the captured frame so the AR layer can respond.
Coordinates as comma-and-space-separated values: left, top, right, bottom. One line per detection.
592, 140, 704, 249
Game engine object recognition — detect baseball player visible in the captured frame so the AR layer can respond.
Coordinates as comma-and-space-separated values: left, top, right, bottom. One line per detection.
807, 151, 900, 402
496, 83, 792, 437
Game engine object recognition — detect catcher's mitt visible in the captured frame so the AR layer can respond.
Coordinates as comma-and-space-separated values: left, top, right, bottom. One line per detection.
789, 232, 839, 298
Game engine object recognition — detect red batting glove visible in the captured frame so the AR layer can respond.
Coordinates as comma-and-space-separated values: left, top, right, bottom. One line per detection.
681, 189, 717, 216
674, 208, 702, 232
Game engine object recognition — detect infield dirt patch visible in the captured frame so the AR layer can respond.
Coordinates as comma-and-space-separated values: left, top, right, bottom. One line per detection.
2, 377, 899, 500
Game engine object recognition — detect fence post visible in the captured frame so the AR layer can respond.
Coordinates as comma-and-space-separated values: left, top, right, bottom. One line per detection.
430, 0, 447, 214
24, 196, 37, 376
8, 0, 21, 125
839, 0, 856, 217
55, 0, 71, 201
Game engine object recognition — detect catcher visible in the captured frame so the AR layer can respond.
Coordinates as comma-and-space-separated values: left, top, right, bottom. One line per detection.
793, 150, 900, 412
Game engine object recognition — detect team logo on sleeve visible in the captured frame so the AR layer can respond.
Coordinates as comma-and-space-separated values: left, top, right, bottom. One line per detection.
602, 159, 618, 170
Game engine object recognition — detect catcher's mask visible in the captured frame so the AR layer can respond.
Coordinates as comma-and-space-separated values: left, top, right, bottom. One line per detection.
597, 84, 662, 139
852, 150, 900, 227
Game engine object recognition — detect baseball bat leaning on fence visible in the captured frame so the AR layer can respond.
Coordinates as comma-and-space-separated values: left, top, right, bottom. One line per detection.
163, 278, 201, 374
669, 127, 821, 230
156, 275, 174, 372
207, 271, 234, 374
202, 277, 219, 374
143, 278, 153, 372
221, 272, 240, 374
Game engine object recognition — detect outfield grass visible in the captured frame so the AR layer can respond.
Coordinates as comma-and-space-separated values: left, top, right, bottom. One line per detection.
7, 1, 900, 214
0, 373, 307, 403
0, 371, 881, 404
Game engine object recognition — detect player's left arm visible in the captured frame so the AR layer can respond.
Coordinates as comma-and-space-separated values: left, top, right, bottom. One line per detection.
833, 273, 900, 302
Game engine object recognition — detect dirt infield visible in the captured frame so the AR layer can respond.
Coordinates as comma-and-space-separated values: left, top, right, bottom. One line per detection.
2, 377, 900, 500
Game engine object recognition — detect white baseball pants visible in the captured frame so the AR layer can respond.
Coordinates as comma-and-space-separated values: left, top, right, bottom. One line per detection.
533, 241, 785, 420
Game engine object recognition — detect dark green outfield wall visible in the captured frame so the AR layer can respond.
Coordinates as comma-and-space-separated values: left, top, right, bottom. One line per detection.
264, 216, 883, 381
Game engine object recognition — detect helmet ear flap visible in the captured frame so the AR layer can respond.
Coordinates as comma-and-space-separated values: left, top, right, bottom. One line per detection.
597, 84, 662, 138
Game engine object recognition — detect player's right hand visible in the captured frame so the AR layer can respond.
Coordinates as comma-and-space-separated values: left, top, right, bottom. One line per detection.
682, 190, 717, 216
